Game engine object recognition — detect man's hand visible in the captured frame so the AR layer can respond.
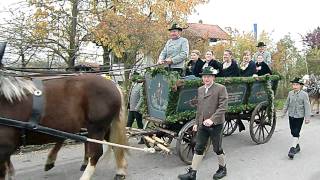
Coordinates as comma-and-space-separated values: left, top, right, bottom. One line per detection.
165, 57, 173, 65
192, 125, 198, 131
157, 59, 164, 65
203, 119, 214, 127
305, 119, 310, 124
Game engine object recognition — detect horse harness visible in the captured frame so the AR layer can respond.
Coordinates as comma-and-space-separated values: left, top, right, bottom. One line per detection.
20, 78, 45, 145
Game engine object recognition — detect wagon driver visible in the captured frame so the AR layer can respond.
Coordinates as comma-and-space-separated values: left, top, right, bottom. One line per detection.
178, 66, 228, 180
157, 23, 189, 76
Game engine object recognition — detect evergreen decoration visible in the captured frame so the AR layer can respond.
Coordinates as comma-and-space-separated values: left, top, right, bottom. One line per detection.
131, 74, 144, 82
142, 67, 280, 124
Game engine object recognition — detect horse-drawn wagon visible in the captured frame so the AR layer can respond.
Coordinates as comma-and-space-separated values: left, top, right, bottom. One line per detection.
137, 69, 280, 164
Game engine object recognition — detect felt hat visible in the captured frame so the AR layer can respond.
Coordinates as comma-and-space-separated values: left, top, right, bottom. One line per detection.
290, 77, 304, 85
168, 23, 183, 31
200, 66, 219, 76
256, 42, 267, 47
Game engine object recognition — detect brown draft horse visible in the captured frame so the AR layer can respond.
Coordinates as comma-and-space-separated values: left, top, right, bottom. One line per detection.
0, 74, 128, 180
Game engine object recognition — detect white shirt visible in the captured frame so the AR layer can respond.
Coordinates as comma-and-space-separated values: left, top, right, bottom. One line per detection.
205, 82, 214, 94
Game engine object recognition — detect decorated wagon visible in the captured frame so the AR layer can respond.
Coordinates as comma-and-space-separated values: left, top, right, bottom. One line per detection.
136, 68, 280, 164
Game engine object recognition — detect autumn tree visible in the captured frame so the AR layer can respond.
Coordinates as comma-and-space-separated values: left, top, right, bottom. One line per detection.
28, 0, 94, 67
303, 27, 320, 74
0, 2, 42, 67
212, 29, 272, 62
273, 34, 306, 97
90, 0, 208, 93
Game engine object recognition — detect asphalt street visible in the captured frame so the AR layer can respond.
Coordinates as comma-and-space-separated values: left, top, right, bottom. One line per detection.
12, 115, 320, 180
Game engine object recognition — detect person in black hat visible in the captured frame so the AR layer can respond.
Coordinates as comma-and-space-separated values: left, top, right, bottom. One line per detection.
178, 66, 228, 180
282, 77, 311, 159
158, 23, 189, 76
253, 41, 272, 66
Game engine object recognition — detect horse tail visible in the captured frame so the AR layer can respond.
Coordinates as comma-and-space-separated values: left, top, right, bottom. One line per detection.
108, 84, 128, 175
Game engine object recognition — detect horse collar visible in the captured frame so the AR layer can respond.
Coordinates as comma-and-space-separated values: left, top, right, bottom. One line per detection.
30, 78, 44, 125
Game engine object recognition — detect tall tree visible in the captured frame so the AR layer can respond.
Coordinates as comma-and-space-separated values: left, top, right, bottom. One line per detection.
28, 0, 92, 67
303, 27, 320, 74
273, 34, 305, 96
90, 0, 208, 93
0, 3, 41, 67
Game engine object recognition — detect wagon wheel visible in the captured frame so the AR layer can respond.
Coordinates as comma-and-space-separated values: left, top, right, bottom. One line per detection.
223, 118, 238, 136
176, 120, 211, 165
143, 120, 173, 148
250, 101, 276, 144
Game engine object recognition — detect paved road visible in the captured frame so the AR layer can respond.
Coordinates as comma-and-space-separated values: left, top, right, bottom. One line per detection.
12, 115, 320, 180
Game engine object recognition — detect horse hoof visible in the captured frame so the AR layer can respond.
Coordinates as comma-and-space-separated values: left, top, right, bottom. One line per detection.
80, 164, 87, 171
44, 163, 55, 171
114, 174, 126, 180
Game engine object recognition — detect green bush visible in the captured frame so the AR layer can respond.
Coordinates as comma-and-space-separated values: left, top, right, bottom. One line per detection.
275, 99, 286, 110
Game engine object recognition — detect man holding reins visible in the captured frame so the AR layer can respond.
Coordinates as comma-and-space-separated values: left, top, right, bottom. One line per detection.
157, 23, 189, 76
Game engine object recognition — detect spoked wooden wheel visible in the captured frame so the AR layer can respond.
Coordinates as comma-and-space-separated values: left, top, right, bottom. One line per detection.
176, 120, 210, 165
143, 120, 173, 148
223, 118, 238, 136
250, 101, 276, 144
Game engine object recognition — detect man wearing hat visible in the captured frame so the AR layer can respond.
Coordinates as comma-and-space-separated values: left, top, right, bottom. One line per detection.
158, 23, 189, 75
253, 42, 272, 66
178, 66, 228, 180
282, 77, 311, 159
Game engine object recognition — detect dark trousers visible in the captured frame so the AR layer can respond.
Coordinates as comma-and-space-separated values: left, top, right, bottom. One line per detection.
289, 116, 304, 137
127, 111, 143, 129
195, 124, 224, 155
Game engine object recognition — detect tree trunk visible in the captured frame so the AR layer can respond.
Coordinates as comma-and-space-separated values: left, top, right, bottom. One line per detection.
102, 46, 111, 70
67, 0, 78, 68
20, 49, 26, 67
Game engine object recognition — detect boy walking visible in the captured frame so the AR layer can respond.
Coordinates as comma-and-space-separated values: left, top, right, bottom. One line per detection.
283, 77, 311, 159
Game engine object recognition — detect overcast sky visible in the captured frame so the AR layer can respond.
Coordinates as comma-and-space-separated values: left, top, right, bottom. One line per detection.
188, 0, 319, 49
1, 0, 319, 49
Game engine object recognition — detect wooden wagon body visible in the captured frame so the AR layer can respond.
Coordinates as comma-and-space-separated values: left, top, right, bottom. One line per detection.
139, 70, 280, 164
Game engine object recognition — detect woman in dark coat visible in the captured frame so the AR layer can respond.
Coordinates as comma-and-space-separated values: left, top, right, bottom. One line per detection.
186, 50, 205, 77
220, 50, 240, 77
240, 50, 257, 77
202, 50, 222, 76
256, 54, 272, 76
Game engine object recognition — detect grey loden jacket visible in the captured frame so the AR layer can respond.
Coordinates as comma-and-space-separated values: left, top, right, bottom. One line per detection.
158, 37, 189, 69
283, 90, 311, 119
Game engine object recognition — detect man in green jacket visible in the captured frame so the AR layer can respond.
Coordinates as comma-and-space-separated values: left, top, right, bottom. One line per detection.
178, 66, 228, 180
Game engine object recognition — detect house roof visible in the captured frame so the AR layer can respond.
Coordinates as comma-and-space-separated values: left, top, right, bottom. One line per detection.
186, 23, 230, 40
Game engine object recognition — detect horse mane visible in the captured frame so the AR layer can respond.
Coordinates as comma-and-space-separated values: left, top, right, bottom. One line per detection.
0, 75, 36, 103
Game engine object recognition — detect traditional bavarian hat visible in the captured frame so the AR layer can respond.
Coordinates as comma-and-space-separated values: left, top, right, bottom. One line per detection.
168, 23, 183, 31
290, 77, 304, 85
256, 42, 267, 47
199, 66, 219, 76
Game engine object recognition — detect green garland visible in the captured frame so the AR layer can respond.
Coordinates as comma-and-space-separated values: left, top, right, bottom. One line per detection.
143, 68, 280, 124
131, 74, 144, 82
166, 104, 257, 124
